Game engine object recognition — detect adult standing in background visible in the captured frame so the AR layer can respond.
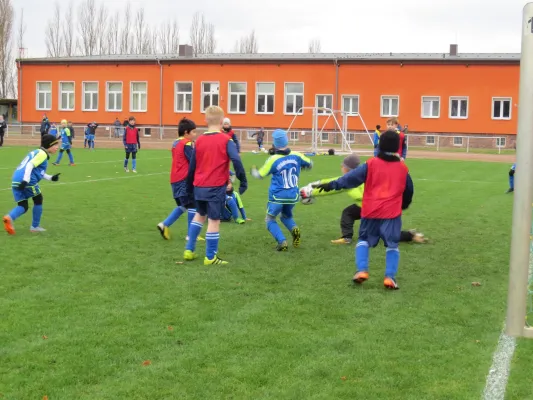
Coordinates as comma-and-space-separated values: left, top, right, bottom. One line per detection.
0, 115, 7, 147
40, 115, 50, 137
114, 117, 122, 139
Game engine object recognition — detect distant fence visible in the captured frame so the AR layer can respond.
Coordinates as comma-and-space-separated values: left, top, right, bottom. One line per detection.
6, 124, 513, 154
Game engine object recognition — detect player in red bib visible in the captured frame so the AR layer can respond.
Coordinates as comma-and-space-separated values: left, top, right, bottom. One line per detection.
314, 130, 414, 289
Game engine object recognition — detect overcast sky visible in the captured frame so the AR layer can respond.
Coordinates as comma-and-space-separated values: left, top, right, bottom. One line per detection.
15, 0, 528, 57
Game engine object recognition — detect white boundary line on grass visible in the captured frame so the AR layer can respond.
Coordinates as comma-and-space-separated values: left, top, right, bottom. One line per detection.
0, 157, 167, 171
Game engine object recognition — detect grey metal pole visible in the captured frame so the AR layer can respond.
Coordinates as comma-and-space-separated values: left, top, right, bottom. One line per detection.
505, 2, 533, 338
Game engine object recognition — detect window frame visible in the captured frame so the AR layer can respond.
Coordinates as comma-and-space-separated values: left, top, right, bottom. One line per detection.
315, 94, 333, 114
58, 81, 75, 111
449, 96, 469, 119
289, 131, 299, 141
496, 137, 507, 148
82, 81, 99, 112
174, 81, 193, 113
342, 95, 360, 116
421, 96, 440, 119
284, 82, 304, 116
491, 97, 512, 120
36, 81, 52, 111
453, 136, 464, 146
106, 81, 123, 112
228, 81, 247, 115
380, 95, 400, 117
426, 135, 436, 145
130, 81, 148, 113
255, 82, 275, 115
200, 81, 220, 113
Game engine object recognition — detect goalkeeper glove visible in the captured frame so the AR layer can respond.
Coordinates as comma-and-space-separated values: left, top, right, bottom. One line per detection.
51, 173, 61, 182
312, 181, 334, 193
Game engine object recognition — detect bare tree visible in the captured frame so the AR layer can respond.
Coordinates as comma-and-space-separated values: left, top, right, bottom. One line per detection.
159, 19, 179, 54
189, 12, 216, 55
62, 2, 75, 56
234, 30, 258, 54
119, 2, 132, 54
134, 7, 147, 54
308, 38, 321, 53
106, 10, 120, 55
95, 2, 108, 55
77, 0, 97, 56
0, 0, 14, 98
16, 6, 25, 56
45, 3, 63, 57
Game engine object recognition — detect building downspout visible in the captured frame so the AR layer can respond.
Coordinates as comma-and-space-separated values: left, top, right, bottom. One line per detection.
17, 60, 22, 126
334, 58, 339, 111
156, 58, 163, 139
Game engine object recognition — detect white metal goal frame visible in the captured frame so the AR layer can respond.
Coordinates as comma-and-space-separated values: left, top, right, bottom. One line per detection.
285, 107, 374, 154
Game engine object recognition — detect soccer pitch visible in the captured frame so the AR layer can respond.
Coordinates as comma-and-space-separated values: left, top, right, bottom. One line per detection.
0, 146, 529, 399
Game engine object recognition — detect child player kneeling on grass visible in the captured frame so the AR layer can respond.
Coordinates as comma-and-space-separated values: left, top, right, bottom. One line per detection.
3, 134, 61, 235
313, 130, 414, 289
184, 106, 247, 265
301, 154, 426, 244
251, 129, 313, 251
157, 118, 203, 241
221, 180, 248, 224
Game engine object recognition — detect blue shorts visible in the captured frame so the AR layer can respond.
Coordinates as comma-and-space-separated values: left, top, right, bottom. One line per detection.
87, 134, 95, 141
194, 186, 226, 220
171, 181, 193, 207
358, 217, 402, 249
125, 144, 138, 153
60, 143, 71, 150
12, 185, 41, 203
266, 202, 295, 218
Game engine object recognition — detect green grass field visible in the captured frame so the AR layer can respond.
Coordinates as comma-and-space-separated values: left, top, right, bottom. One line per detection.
0, 146, 527, 399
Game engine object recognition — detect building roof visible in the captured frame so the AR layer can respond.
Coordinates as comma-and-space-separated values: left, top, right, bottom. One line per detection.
17, 52, 521, 65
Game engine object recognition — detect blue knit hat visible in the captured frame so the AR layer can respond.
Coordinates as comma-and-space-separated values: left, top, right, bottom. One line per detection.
272, 129, 288, 148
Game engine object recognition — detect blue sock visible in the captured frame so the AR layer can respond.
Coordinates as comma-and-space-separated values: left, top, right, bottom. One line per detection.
132, 159, 137, 170
32, 205, 43, 228
67, 152, 74, 164
280, 216, 296, 232
355, 241, 370, 272
510, 175, 514, 190
226, 198, 240, 220
205, 232, 220, 259
186, 221, 203, 252
385, 248, 400, 278
9, 205, 26, 221
267, 219, 286, 243
91, 141, 95, 149
163, 206, 185, 227
124, 158, 129, 168
55, 152, 63, 164
187, 209, 196, 231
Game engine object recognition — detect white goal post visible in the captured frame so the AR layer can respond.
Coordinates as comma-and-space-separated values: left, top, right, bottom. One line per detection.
286, 107, 374, 154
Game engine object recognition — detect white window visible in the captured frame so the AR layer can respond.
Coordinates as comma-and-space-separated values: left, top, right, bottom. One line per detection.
201, 82, 219, 112
342, 95, 360, 115
131, 82, 147, 112
426, 136, 435, 145
496, 137, 506, 147
59, 82, 75, 111
106, 82, 123, 112
36, 82, 52, 110
421, 96, 440, 118
82, 82, 98, 111
175, 82, 192, 113
453, 136, 463, 146
449, 97, 468, 119
321, 132, 329, 141
381, 95, 399, 117
316, 94, 333, 114
256, 82, 274, 114
289, 131, 299, 141
347, 133, 356, 143
229, 82, 247, 114
492, 98, 511, 120
285, 83, 304, 115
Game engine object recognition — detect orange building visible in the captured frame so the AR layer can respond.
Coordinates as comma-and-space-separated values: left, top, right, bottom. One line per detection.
17, 45, 519, 141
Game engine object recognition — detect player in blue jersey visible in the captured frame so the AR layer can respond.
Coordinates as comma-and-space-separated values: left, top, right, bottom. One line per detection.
221, 181, 248, 224
3, 134, 61, 235
251, 129, 313, 251
52, 119, 75, 166
506, 163, 516, 193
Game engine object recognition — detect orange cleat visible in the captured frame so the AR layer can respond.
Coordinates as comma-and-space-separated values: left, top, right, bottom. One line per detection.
384, 277, 399, 290
3, 215, 15, 235
352, 271, 369, 284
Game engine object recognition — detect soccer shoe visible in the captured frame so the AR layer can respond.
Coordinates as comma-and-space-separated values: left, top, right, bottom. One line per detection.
384, 277, 399, 290
3, 215, 15, 235
132, 169, 137, 173
30, 226, 47, 233
352, 271, 369, 284
157, 223, 170, 240
183, 250, 197, 261
235, 218, 245, 224
505, 188, 514, 194
185, 236, 205, 241
331, 237, 352, 245
291, 227, 301, 248
204, 255, 228, 265
52, 162, 59, 166
125, 168, 129, 172
276, 240, 288, 251
69, 163, 75, 166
